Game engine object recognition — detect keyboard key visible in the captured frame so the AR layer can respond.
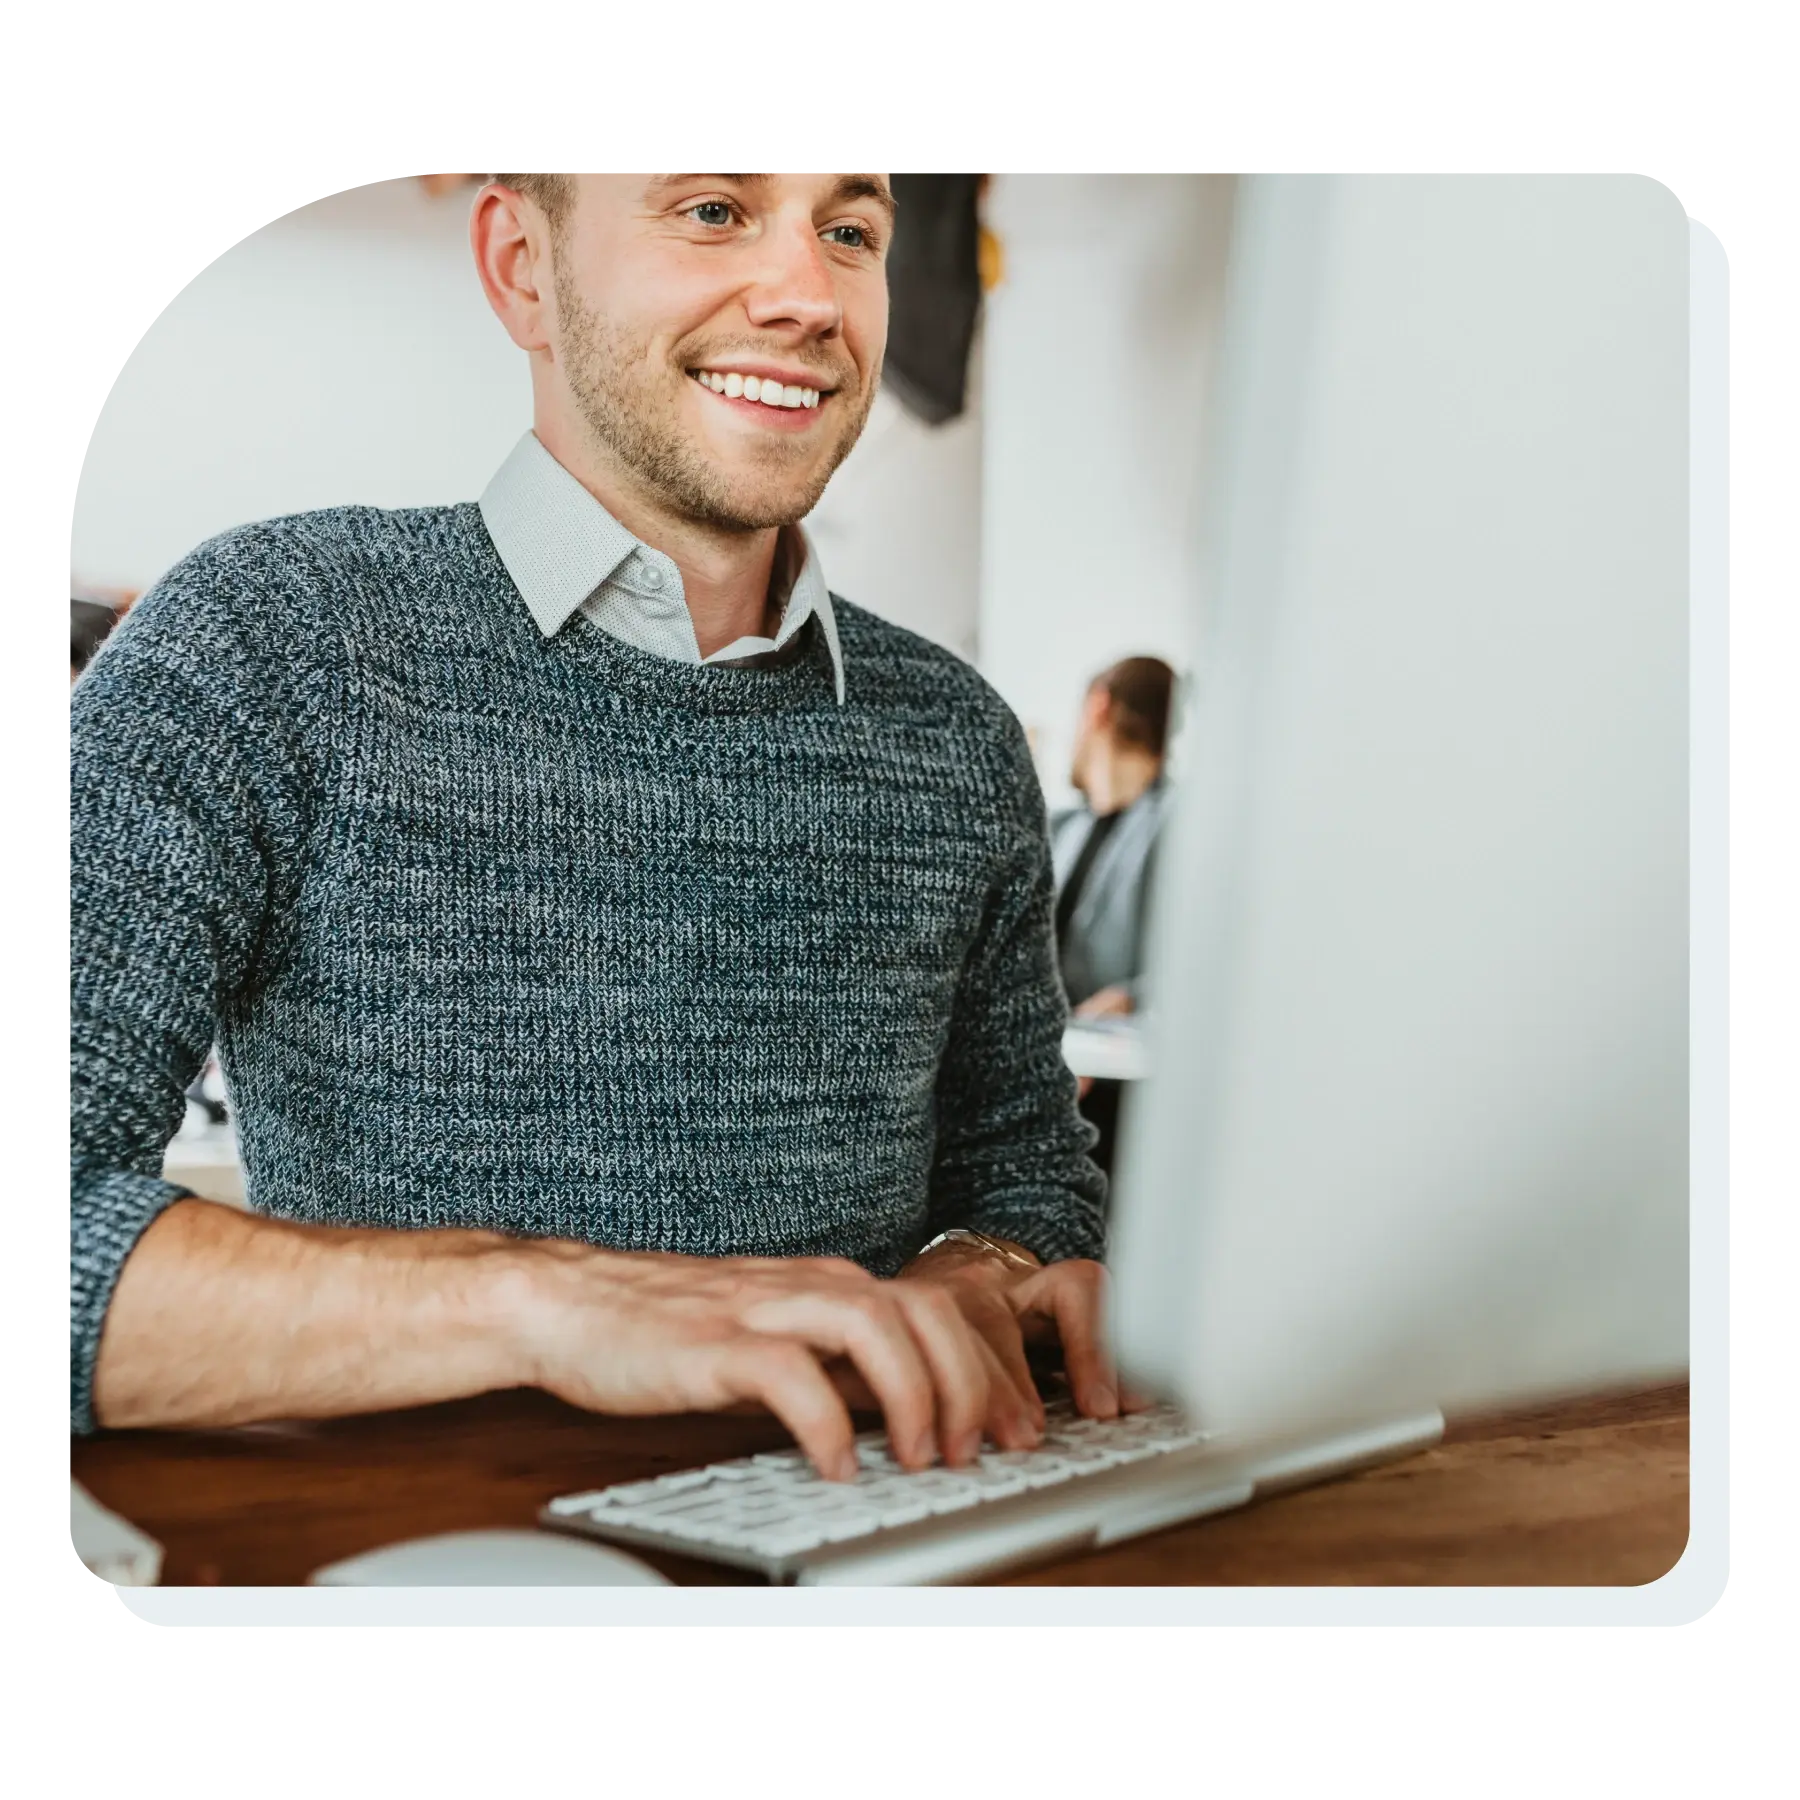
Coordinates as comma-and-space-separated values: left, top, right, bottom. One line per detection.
588, 1479, 674, 1506
650, 1469, 717, 1494
871, 1498, 934, 1527
922, 1487, 985, 1515
547, 1398, 1219, 1568
544, 1491, 612, 1516
751, 1451, 808, 1470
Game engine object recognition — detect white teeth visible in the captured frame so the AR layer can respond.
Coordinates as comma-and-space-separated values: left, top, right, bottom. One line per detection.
694, 369, 823, 409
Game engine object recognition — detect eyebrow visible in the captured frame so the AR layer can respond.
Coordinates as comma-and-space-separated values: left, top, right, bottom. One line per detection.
645, 173, 897, 222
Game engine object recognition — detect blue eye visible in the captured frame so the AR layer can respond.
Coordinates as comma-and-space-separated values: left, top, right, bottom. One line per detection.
690, 201, 734, 227
826, 224, 868, 249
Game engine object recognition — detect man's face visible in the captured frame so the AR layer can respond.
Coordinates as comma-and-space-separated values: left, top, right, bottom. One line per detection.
543, 173, 892, 531
1069, 683, 1109, 794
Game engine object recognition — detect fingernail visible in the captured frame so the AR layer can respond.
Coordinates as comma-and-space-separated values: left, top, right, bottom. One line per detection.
836, 1452, 859, 1482
1094, 1384, 1118, 1416
956, 1429, 983, 1465
913, 1429, 939, 1467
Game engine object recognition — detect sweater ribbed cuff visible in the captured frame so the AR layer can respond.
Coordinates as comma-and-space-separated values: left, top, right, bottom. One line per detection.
956, 1191, 1108, 1268
71, 1167, 194, 1435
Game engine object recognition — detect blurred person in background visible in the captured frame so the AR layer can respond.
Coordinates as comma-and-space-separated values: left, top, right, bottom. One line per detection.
70, 173, 1128, 1486
1051, 655, 1177, 1180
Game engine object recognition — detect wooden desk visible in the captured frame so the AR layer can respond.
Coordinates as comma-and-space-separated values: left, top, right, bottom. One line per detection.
71, 1383, 1687, 1587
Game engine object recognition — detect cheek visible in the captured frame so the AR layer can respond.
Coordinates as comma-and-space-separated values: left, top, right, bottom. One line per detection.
843, 280, 890, 374
590, 257, 731, 364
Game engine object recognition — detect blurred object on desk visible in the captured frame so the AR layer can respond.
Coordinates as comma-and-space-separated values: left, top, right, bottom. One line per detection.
1062, 1017, 1151, 1082
184, 1049, 230, 1128
72, 1481, 162, 1585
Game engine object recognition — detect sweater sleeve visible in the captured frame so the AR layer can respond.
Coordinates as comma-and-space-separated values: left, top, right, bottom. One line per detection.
69, 541, 314, 1433
925, 718, 1107, 1264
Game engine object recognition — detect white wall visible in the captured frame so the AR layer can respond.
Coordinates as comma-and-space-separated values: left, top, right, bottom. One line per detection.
74, 179, 530, 591
976, 175, 1238, 806
805, 340, 983, 661
72, 177, 985, 663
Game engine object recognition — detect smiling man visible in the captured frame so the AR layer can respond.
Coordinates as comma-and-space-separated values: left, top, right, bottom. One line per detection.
70, 174, 1114, 1483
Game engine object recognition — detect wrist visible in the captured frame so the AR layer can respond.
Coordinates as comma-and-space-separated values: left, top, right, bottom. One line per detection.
473, 1236, 607, 1389
904, 1229, 1041, 1292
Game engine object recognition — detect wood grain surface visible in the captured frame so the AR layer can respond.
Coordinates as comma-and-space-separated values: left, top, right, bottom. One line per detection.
72, 1382, 1687, 1588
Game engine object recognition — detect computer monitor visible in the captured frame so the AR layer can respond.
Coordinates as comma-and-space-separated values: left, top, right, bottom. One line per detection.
1110, 175, 1690, 1438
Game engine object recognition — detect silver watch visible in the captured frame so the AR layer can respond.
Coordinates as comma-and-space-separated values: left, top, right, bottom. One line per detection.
914, 1228, 1039, 1271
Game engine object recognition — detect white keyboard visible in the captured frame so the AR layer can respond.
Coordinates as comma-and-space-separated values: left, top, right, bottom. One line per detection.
542, 1399, 1246, 1585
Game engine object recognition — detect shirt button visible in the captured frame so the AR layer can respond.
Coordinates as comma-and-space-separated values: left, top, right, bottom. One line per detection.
640, 563, 664, 590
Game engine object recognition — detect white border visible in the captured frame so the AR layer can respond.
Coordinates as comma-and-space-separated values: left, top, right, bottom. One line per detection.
102, 197, 1728, 1634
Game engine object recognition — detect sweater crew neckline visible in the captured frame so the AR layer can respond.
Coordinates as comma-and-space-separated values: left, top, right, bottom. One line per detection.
460, 503, 845, 718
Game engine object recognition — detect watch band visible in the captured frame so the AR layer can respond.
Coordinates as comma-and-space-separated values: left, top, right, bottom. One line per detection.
914, 1228, 1040, 1271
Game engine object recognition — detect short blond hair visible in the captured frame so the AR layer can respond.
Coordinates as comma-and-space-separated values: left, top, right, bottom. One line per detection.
492, 173, 575, 234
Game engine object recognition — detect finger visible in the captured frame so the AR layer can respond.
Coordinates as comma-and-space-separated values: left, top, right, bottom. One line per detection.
712, 1338, 860, 1481
889, 1282, 998, 1466
1014, 1262, 1119, 1418
969, 1332, 1044, 1452
955, 1291, 1045, 1444
740, 1288, 940, 1470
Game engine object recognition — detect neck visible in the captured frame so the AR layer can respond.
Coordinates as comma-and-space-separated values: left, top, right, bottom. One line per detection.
1080, 745, 1161, 817
533, 415, 783, 657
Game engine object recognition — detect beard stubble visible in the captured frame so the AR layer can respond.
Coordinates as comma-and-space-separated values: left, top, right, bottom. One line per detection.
554, 261, 877, 532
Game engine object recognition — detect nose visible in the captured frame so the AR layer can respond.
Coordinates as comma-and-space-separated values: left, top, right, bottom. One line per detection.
742, 216, 843, 340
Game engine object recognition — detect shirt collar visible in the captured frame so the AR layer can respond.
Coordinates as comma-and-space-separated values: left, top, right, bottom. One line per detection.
479, 431, 845, 705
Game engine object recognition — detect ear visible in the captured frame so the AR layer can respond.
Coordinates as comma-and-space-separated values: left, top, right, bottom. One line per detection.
471, 181, 555, 354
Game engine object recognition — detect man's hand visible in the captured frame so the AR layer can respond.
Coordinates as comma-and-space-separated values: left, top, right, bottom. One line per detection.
502, 1243, 1045, 1483
895, 1238, 1146, 1440
1073, 984, 1135, 1020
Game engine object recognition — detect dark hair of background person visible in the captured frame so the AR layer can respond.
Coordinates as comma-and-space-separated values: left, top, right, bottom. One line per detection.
1093, 656, 1177, 758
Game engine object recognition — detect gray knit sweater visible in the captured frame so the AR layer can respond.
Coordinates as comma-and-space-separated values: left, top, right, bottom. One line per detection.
69, 504, 1105, 1432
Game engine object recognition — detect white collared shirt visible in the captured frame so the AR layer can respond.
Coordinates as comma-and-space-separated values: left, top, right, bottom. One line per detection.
478, 431, 846, 704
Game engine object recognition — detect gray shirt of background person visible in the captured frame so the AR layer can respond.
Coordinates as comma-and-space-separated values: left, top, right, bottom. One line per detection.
1049, 778, 1172, 1009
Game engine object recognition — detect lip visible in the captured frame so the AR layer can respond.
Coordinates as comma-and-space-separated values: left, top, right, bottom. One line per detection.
690, 362, 840, 394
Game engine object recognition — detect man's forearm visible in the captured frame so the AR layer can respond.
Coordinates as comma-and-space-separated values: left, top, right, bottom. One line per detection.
90, 1198, 540, 1430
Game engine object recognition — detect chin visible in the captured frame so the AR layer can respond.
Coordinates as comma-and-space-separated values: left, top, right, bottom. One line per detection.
701, 460, 835, 531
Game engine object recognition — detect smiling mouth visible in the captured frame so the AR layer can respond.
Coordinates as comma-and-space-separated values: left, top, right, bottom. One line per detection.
688, 368, 831, 411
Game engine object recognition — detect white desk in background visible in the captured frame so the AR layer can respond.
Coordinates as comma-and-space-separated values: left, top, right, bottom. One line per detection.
162, 1113, 245, 1209
1061, 1018, 1151, 1083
